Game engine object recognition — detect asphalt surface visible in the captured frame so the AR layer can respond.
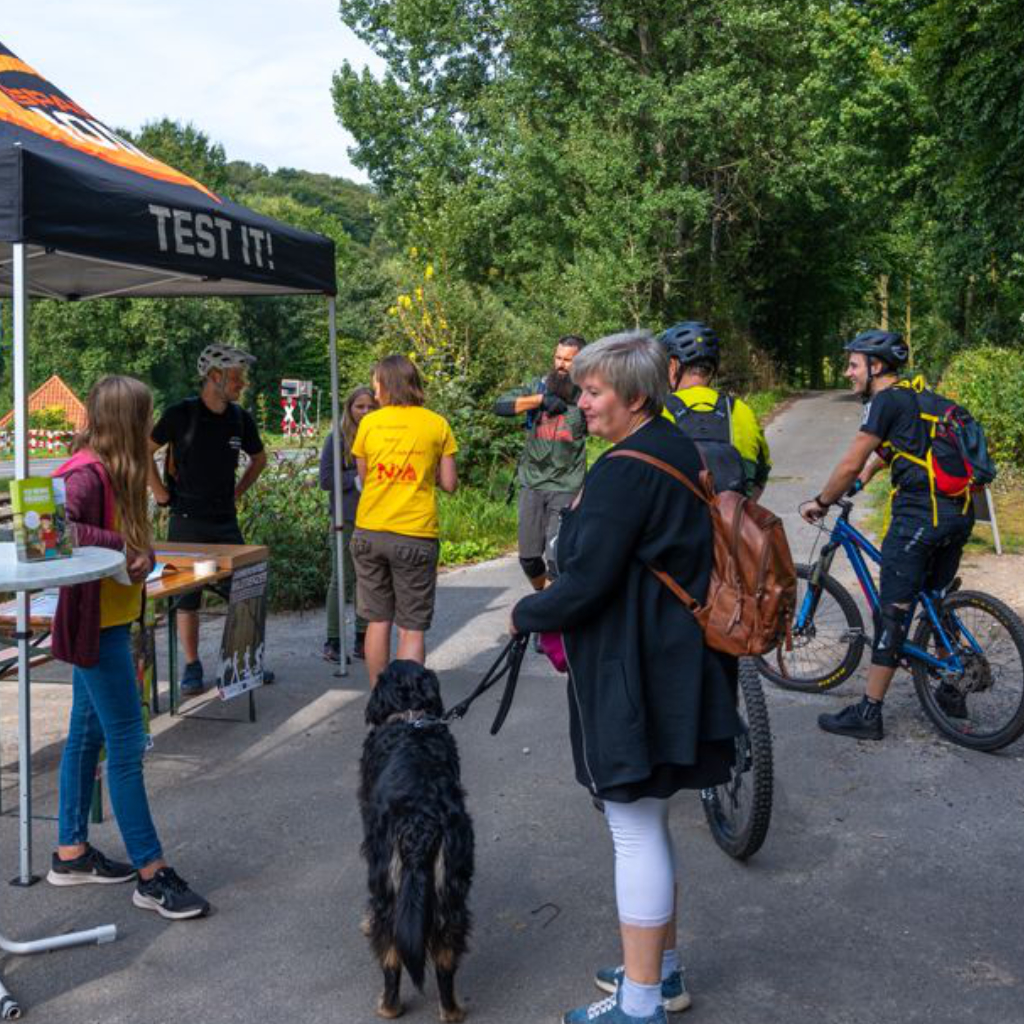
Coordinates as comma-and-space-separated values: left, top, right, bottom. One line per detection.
1, 390, 1022, 1023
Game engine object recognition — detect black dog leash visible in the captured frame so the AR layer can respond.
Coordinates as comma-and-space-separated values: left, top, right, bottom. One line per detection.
443, 633, 530, 735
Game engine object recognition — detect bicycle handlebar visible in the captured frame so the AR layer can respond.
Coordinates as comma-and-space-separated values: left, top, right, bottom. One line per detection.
834, 498, 854, 521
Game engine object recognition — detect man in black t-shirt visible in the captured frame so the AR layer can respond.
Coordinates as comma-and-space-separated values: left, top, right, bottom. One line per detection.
149, 344, 268, 696
800, 330, 974, 741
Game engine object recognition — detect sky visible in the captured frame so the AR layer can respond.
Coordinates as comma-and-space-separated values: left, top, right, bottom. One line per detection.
3, 1, 386, 182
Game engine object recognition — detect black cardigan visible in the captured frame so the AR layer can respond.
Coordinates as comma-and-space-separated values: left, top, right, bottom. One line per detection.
512, 416, 740, 800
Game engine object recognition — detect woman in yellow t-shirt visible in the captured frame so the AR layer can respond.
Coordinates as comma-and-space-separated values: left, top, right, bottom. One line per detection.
351, 355, 458, 683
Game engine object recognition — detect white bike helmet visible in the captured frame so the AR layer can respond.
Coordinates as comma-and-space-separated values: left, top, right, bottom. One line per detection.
197, 344, 257, 378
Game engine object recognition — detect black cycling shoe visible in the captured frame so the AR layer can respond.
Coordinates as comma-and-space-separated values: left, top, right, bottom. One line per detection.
818, 701, 883, 741
934, 682, 968, 719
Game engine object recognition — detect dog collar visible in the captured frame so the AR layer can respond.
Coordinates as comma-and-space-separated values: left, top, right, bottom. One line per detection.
384, 710, 445, 729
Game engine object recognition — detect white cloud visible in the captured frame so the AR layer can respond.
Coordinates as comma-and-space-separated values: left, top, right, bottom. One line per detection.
3, 0, 385, 181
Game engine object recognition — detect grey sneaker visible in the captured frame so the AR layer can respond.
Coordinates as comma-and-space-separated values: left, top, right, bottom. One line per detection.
564, 988, 668, 1024
594, 966, 691, 1013
47, 846, 135, 886
133, 867, 210, 920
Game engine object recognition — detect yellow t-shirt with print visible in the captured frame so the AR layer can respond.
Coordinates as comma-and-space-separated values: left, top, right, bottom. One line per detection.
352, 406, 458, 539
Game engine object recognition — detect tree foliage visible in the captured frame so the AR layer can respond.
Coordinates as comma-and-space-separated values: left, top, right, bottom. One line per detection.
333, 0, 1024, 391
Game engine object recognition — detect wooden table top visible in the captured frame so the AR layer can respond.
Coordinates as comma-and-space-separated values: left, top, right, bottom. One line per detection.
0, 541, 269, 627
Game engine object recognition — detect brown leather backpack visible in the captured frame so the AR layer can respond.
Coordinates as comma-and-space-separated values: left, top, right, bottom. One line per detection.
610, 450, 796, 657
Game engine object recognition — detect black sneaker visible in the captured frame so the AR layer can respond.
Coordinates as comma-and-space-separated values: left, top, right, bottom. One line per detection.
179, 660, 207, 698
935, 682, 968, 719
322, 640, 341, 663
818, 701, 883, 741
353, 632, 366, 660
133, 867, 210, 920
47, 846, 135, 886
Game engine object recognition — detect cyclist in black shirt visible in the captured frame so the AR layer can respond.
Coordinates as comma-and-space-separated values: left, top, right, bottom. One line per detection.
800, 331, 974, 740
149, 344, 268, 696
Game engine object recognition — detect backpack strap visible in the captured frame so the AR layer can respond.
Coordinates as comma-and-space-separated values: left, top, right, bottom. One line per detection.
664, 392, 688, 422
606, 449, 710, 614
715, 392, 734, 446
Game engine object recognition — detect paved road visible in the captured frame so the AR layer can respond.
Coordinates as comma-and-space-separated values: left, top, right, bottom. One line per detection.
1, 391, 1022, 1023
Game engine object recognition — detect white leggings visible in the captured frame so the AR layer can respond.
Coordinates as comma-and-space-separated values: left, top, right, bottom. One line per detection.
604, 797, 676, 928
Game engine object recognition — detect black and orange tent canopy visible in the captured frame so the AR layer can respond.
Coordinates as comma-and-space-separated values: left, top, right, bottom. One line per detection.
0, 41, 336, 298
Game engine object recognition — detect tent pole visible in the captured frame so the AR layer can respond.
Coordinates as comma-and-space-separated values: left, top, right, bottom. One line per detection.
328, 297, 349, 676
12, 242, 36, 885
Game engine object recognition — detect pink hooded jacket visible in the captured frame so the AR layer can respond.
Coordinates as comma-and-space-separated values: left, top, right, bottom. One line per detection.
51, 451, 130, 668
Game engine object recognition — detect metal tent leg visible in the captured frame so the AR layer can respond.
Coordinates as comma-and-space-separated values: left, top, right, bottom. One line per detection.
2, 241, 119, 1017
327, 297, 349, 676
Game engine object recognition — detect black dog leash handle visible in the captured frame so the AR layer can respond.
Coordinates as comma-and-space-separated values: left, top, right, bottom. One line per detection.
444, 634, 530, 734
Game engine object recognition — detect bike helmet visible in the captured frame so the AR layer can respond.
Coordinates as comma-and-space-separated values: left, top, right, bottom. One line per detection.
197, 344, 257, 378
657, 321, 721, 369
843, 330, 909, 370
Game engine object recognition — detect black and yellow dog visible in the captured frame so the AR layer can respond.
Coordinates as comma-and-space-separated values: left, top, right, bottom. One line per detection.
360, 660, 474, 1021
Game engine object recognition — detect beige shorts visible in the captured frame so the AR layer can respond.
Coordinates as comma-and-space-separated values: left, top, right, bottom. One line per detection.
350, 528, 440, 631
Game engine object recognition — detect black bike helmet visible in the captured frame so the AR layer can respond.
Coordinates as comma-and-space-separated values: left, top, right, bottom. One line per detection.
657, 321, 721, 369
843, 330, 909, 370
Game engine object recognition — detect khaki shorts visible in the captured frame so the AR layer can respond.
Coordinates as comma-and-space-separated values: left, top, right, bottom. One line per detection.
350, 529, 440, 631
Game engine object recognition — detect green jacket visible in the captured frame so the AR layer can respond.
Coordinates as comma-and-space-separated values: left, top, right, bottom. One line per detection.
494, 379, 588, 492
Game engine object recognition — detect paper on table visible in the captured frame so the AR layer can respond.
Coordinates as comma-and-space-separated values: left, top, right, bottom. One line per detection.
0, 589, 60, 619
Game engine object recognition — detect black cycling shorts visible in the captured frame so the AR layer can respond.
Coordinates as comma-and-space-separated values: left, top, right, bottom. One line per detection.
167, 513, 244, 611
878, 515, 973, 606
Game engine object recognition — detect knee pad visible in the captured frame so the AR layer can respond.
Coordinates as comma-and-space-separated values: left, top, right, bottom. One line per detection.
519, 556, 546, 581
872, 603, 910, 667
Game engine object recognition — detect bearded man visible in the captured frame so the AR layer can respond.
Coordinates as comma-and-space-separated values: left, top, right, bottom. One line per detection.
493, 335, 588, 590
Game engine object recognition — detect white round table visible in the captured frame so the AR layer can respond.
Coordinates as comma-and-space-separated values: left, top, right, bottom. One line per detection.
0, 542, 122, 1002
0, 542, 126, 591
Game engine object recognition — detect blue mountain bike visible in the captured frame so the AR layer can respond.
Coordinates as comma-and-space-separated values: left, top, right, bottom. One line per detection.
757, 498, 1024, 752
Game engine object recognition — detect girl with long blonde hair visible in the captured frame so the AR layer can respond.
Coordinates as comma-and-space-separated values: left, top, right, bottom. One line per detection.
49, 375, 209, 920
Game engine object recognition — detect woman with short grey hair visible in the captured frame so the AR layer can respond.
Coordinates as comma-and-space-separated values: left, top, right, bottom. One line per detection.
512, 330, 740, 1024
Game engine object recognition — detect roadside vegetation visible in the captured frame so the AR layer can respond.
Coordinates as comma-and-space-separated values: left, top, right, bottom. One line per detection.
5, 2, 1023, 607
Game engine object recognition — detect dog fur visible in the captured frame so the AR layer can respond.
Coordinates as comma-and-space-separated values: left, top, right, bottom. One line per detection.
359, 660, 474, 1021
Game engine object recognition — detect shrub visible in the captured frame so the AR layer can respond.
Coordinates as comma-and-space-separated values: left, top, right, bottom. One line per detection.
29, 405, 75, 432
382, 261, 538, 485
940, 346, 1024, 472
236, 451, 331, 612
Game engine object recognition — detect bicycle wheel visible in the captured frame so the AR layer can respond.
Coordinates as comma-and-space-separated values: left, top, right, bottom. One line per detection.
700, 659, 773, 860
910, 590, 1024, 752
757, 564, 866, 693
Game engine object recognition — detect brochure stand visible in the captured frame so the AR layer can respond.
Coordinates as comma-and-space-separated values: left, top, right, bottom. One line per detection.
0, 543, 124, 1018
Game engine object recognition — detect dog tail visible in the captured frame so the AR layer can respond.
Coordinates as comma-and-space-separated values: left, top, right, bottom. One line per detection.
395, 850, 433, 989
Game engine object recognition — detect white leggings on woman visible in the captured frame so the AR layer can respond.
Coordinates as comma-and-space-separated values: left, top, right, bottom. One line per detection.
604, 797, 676, 927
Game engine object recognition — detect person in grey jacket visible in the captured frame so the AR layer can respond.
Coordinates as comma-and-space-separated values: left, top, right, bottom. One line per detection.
512, 332, 739, 1024
320, 386, 377, 662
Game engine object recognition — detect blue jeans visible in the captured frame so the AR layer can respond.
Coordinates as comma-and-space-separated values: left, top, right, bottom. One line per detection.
58, 625, 163, 868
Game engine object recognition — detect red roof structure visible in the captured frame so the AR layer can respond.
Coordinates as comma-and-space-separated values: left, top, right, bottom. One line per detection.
0, 373, 86, 430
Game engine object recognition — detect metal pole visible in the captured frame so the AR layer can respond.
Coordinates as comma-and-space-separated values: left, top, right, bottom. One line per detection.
986, 487, 1002, 556
11, 243, 36, 886
328, 298, 348, 675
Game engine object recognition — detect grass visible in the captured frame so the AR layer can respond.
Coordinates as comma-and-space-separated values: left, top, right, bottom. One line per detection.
437, 466, 519, 567
741, 386, 792, 423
